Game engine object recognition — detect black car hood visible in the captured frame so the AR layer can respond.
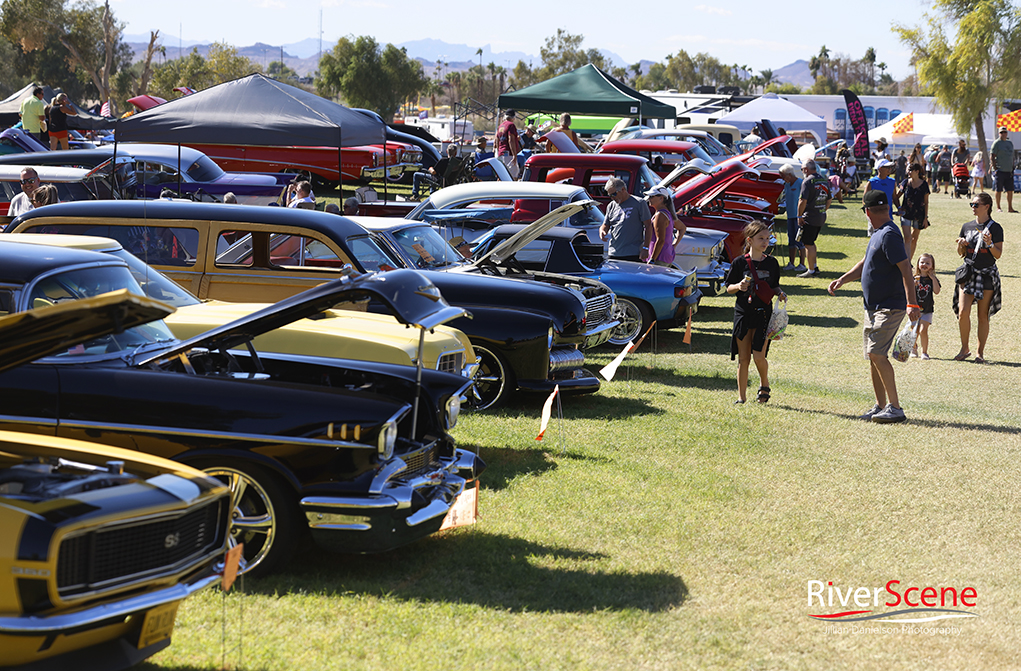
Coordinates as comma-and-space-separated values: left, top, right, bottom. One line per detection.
137, 269, 468, 365
0, 290, 173, 374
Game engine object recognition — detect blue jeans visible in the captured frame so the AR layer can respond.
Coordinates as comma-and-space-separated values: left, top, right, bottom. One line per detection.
412, 172, 438, 198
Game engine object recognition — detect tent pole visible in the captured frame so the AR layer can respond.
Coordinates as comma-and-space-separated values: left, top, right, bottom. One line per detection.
112, 118, 119, 197
383, 136, 388, 202
338, 128, 343, 202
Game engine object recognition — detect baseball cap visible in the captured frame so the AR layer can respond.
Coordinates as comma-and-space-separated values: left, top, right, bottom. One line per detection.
645, 185, 673, 201
863, 190, 889, 209
875, 158, 893, 170
999, 126, 1009, 133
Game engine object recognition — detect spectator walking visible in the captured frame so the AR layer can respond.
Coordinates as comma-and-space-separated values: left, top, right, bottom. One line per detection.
827, 189, 920, 424
496, 110, 522, 179
863, 158, 897, 233
990, 127, 1016, 213
725, 221, 785, 404
951, 139, 970, 168
912, 253, 940, 360
895, 151, 908, 184
925, 144, 940, 185
953, 192, 1003, 363
907, 143, 924, 177
894, 163, 929, 260
46, 93, 77, 150
599, 177, 652, 262
778, 164, 806, 272
9, 167, 40, 217
644, 185, 680, 266
936, 145, 953, 194
19, 87, 46, 143
796, 159, 831, 278
970, 151, 986, 193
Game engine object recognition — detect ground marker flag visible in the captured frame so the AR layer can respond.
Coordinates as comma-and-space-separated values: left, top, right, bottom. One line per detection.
683, 311, 692, 345
600, 321, 657, 380
535, 384, 560, 440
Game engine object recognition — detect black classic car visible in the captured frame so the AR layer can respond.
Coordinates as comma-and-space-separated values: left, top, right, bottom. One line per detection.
10, 200, 619, 410
0, 240, 484, 577
0, 291, 231, 670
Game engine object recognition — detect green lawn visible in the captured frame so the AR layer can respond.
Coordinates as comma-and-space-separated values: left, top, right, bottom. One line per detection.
145, 187, 1021, 670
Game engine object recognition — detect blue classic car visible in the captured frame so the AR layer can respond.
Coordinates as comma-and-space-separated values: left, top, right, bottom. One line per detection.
0, 143, 291, 205
470, 214, 701, 346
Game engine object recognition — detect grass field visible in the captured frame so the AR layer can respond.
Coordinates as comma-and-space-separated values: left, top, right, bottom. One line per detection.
145, 186, 1021, 670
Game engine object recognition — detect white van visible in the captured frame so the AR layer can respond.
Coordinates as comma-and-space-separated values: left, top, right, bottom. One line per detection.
675, 124, 742, 151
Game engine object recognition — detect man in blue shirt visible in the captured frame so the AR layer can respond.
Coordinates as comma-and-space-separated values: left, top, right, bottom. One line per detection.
828, 190, 920, 424
779, 164, 805, 272
863, 158, 898, 234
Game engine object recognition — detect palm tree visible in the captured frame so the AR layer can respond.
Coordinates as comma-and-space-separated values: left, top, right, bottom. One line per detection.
759, 69, 774, 92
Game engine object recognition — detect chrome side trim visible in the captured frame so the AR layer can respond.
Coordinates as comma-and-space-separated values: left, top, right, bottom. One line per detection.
0, 570, 220, 634
55, 419, 376, 450
0, 416, 58, 428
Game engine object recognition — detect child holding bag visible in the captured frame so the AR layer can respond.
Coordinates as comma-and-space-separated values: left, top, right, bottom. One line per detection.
726, 221, 786, 404
913, 253, 940, 359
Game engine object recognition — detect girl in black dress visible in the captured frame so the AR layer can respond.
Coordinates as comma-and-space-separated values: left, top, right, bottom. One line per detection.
726, 221, 786, 403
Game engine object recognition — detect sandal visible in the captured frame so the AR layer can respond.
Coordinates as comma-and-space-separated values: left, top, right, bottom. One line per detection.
757, 386, 771, 404
953, 351, 971, 361
734, 399, 746, 404
973, 356, 987, 364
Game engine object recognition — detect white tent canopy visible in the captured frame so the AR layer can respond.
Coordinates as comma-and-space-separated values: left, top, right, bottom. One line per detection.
868, 112, 977, 149
718, 93, 828, 144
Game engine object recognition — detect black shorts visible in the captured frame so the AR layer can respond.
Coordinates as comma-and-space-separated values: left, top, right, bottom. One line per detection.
800, 224, 822, 246
995, 170, 1014, 192
937, 170, 952, 182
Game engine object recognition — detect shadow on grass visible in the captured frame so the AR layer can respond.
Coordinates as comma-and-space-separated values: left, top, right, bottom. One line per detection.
498, 392, 662, 419
771, 403, 1021, 435
471, 444, 559, 490
789, 314, 859, 328
255, 531, 688, 614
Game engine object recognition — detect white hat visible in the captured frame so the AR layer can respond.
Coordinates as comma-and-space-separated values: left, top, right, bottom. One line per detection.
645, 185, 673, 201
875, 158, 893, 170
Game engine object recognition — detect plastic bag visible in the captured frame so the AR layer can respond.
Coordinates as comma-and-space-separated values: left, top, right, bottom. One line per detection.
891, 321, 921, 362
766, 297, 788, 342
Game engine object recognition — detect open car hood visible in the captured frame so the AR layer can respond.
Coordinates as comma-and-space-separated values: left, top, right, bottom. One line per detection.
668, 160, 761, 209
137, 269, 469, 365
470, 200, 593, 267
0, 290, 173, 374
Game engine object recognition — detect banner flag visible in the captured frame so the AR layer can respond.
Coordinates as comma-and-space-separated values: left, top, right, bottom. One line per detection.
841, 89, 870, 160
535, 384, 560, 440
892, 112, 914, 134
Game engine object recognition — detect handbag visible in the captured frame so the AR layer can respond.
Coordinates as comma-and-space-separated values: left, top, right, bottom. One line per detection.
955, 228, 984, 284
892, 320, 921, 362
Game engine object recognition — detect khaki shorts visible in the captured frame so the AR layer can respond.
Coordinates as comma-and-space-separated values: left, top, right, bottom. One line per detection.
863, 308, 906, 358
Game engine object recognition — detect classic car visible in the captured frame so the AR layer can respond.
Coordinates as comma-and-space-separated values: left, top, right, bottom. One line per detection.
0, 292, 231, 670
1, 165, 113, 218
9, 200, 614, 410
467, 206, 701, 345
0, 239, 485, 576
4, 233, 477, 380
614, 127, 737, 160
0, 144, 291, 205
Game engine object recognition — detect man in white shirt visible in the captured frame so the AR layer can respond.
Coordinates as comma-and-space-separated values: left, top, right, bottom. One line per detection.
8, 167, 40, 218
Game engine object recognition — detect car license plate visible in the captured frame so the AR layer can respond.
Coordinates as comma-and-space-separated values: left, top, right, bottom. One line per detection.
440, 481, 478, 530
137, 601, 180, 650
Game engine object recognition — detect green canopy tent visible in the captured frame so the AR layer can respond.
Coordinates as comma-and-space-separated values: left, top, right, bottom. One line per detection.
497, 64, 675, 120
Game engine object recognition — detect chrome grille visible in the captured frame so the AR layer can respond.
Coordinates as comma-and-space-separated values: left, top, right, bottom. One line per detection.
57, 499, 225, 597
402, 443, 439, 475
585, 293, 614, 325
436, 351, 464, 375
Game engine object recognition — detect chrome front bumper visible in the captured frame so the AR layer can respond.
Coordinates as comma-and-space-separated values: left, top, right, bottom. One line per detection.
300, 448, 485, 553
695, 261, 729, 296
580, 319, 619, 349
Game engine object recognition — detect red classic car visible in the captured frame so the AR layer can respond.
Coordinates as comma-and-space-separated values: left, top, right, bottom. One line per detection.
186, 141, 423, 187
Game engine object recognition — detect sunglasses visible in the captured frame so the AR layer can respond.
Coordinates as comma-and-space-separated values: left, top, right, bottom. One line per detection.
970, 202, 983, 208
21, 178, 36, 184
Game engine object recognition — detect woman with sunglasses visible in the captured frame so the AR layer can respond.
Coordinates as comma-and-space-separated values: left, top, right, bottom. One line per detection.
895, 162, 929, 260
953, 192, 1003, 363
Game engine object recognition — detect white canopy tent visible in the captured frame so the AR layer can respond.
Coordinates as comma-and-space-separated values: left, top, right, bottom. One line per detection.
718, 93, 828, 144
868, 112, 977, 149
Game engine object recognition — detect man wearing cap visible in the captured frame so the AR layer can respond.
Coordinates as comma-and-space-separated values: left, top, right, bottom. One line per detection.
990, 126, 1016, 213
863, 158, 898, 234
9, 167, 41, 217
828, 189, 920, 424
496, 110, 522, 179
472, 136, 495, 181
796, 159, 832, 278
520, 124, 540, 151
600, 177, 652, 262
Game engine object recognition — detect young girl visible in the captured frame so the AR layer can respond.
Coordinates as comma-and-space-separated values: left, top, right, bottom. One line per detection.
726, 221, 786, 403
913, 253, 941, 359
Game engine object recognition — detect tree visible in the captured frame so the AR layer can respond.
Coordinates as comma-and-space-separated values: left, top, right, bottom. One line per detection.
1, 0, 130, 110
317, 36, 427, 120
267, 60, 299, 81
894, 0, 1021, 168
536, 29, 606, 80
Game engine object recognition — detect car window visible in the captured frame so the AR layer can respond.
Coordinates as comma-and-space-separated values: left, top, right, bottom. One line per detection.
16, 223, 199, 267
347, 235, 400, 272
186, 155, 225, 182
565, 197, 606, 228
215, 230, 355, 270
514, 240, 552, 269
390, 225, 465, 268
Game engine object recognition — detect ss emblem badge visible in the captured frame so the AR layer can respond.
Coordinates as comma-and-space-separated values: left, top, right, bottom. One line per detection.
164, 533, 180, 549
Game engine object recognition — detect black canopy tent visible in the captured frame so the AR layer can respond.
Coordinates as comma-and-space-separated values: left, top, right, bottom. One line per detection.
497, 64, 676, 121
0, 83, 115, 131
115, 73, 388, 197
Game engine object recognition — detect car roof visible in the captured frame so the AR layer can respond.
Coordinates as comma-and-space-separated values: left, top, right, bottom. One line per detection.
0, 239, 124, 283
345, 215, 422, 232
0, 143, 209, 167
0, 165, 93, 182
11, 200, 371, 238
4, 233, 123, 252
490, 224, 580, 241
421, 181, 588, 209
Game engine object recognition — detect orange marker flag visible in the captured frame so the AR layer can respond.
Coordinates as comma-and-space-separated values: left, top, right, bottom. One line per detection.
683, 311, 692, 345
600, 321, 658, 381
535, 384, 560, 441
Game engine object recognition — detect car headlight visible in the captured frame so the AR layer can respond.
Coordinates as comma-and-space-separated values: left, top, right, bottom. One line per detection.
377, 421, 397, 460
445, 394, 461, 430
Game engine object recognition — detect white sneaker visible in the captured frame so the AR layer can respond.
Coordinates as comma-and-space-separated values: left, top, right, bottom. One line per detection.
872, 404, 907, 424
783, 262, 796, 271
794, 264, 808, 273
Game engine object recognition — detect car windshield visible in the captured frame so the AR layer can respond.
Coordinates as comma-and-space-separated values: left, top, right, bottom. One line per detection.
185, 154, 225, 182
110, 249, 201, 308
28, 265, 176, 359
565, 199, 606, 228
346, 235, 403, 272
636, 165, 662, 196
390, 225, 467, 268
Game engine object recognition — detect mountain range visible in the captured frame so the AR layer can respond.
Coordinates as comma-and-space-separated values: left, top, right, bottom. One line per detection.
123, 34, 810, 89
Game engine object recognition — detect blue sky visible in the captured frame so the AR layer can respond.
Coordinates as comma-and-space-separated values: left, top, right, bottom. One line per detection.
112, 0, 927, 80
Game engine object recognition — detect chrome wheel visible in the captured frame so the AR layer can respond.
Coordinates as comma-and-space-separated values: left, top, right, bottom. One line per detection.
203, 465, 282, 577
467, 345, 509, 411
607, 298, 651, 346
